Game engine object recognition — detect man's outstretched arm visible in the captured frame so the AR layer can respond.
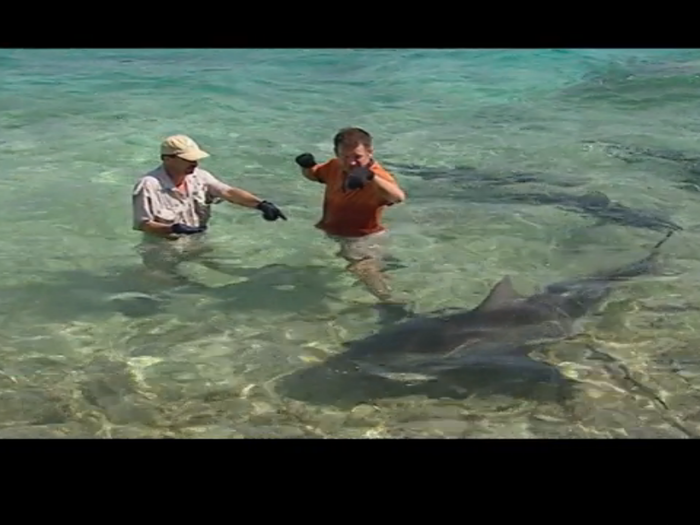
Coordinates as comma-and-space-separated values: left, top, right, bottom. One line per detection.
205, 172, 287, 221
295, 153, 326, 183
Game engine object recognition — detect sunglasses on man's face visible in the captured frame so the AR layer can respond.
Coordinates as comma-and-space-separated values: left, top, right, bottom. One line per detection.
165, 155, 197, 166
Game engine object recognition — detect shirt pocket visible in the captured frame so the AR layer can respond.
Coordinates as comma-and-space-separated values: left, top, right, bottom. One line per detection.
191, 186, 213, 225
152, 207, 178, 224
152, 193, 183, 224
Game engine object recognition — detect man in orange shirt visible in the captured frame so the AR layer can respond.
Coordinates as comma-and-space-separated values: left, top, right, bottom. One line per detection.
294, 127, 406, 303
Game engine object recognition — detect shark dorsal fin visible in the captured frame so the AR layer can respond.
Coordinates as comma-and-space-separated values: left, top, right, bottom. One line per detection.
474, 276, 521, 312
580, 191, 611, 208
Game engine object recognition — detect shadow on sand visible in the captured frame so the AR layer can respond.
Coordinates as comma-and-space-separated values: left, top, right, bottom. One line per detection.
272, 346, 578, 411
0, 262, 345, 324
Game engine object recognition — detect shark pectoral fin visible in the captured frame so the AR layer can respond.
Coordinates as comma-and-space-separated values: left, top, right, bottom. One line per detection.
473, 276, 523, 312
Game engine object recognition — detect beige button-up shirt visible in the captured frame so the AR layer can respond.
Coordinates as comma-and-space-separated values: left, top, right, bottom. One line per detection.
132, 165, 232, 232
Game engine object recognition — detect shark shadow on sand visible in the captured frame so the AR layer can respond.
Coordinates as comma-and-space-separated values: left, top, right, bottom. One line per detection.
274, 230, 678, 409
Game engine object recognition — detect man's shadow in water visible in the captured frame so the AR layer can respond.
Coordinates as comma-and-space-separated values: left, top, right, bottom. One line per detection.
272, 346, 579, 410
0, 262, 344, 324
189, 259, 350, 315
175, 255, 408, 317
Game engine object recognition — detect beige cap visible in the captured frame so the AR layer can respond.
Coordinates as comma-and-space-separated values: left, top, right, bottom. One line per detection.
160, 134, 210, 161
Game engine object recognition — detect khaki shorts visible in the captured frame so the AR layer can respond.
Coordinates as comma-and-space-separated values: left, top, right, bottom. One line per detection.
327, 231, 389, 263
137, 234, 213, 271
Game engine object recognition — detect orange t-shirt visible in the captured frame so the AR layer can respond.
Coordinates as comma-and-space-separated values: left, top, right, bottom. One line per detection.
311, 158, 397, 238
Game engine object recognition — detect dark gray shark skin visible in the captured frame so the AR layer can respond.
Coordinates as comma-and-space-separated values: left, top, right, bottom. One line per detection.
320, 230, 676, 379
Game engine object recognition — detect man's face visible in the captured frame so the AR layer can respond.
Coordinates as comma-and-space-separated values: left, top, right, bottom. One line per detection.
336, 143, 373, 173
163, 155, 198, 176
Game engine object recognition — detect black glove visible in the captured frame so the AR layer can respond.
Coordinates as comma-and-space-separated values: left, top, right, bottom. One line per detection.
170, 223, 207, 235
343, 165, 375, 191
295, 153, 317, 169
256, 200, 287, 221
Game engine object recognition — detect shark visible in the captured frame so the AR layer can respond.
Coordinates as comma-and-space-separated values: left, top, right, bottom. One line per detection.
384, 161, 586, 188
321, 229, 676, 379
384, 161, 683, 232
585, 140, 700, 166
502, 189, 683, 232
584, 139, 700, 193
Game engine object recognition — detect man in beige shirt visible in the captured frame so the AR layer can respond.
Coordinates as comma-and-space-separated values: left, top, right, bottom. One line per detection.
132, 134, 286, 274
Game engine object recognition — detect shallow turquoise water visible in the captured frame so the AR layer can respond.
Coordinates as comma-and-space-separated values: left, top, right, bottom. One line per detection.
3, 48, 700, 438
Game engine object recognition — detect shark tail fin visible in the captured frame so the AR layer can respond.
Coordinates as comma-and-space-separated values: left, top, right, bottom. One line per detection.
650, 229, 675, 253
614, 229, 676, 280
592, 229, 676, 282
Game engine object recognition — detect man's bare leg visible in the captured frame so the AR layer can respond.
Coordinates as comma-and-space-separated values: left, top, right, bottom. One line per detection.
345, 256, 413, 324
138, 241, 194, 286
346, 257, 394, 302
336, 233, 406, 304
